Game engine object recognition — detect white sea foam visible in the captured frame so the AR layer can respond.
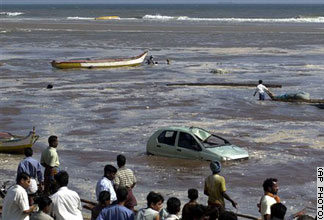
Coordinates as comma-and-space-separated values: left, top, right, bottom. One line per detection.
142, 14, 324, 23
67, 16, 94, 20
0, 12, 24, 16
142, 14, 175, 20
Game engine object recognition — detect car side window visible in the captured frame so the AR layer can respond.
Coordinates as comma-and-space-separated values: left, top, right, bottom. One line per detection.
157, 130, 177, 146
178, 132, 201, 151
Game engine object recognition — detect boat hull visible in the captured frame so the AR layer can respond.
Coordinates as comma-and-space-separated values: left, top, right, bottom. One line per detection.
51, 51, 148, 69
0, 130, 39, 154
95, 16, 120, 20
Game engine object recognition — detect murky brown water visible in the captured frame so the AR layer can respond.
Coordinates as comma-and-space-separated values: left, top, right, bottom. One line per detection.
1, 15, 323, 218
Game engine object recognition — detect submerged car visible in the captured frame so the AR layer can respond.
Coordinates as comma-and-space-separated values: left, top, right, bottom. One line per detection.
146, 126, 249, 161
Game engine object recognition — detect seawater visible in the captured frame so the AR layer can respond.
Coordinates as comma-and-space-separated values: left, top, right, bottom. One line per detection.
0, 3, 323, 218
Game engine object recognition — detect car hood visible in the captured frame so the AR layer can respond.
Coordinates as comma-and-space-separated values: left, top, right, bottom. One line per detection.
205, 145, 249, 160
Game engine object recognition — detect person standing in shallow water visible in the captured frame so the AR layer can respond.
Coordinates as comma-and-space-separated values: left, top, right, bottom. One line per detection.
204, 161, 237, 210
40, 136, 60, 195
254, 80, 269, 100
114, 154, 137, 211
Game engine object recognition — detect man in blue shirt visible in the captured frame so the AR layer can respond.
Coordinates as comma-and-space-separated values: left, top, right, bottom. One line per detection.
96, 187, 134, 220
17, 147, 43, 200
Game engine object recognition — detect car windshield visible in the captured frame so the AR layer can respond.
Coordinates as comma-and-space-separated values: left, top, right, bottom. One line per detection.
202, 135, 229, 148
190, 127, 211, 141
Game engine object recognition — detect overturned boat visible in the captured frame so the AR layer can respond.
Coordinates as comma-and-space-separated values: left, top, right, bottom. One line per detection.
0, 128, 39, 154
51, 51, 148, 69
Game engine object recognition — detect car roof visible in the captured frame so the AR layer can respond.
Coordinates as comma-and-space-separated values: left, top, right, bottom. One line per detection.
158, 126, 199, 133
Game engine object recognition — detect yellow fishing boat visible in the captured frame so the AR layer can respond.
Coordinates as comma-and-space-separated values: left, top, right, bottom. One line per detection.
95, 16, 120, 20
0, 128, 39, 154
51, 51, 148, 69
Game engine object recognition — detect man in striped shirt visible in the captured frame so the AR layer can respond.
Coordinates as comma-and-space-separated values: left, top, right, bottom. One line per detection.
114, 154, 137, 211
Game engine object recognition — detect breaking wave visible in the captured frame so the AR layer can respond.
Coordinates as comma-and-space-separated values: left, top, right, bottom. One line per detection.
142, 14, 324, 23
0, 12, 24, 16
67, 17, 94, 20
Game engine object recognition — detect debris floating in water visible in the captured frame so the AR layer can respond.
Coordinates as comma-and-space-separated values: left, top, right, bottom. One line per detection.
210, 68, 230, 74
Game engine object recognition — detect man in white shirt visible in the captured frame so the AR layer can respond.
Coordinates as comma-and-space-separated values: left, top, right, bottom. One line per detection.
2, 172, 37, 220
96, 164, 117, 203
254, 80, 269, 100
49, 171, 83, 220
258, 178, 280, 220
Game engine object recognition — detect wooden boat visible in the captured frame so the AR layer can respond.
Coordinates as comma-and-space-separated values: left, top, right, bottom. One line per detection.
95, 16, 120, 20
0, 128, 39, 154
51, 51, 148, 69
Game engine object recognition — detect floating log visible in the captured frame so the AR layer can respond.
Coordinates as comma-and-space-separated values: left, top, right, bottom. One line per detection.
83, 204, 95, 211
167, 82, 282, 88
236, 213, 260, 220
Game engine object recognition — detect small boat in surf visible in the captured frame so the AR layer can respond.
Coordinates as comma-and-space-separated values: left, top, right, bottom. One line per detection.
0, 128, 39, 154
51, 51, 148, 69
95, 16, 120, 20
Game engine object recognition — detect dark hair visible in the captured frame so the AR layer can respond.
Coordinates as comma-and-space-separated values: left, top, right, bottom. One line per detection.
98, 191, 111, 204
188, 188, 198, 201
54, 171, 69, 187
147, 191, 164, 207
263, 178, 278, 191
259, 80, 263, 84
48, 135, 58, 146
166, 197, 181, 214
35, 196, 52, 210
117, 154, 126, 167
205, 205, 220, 220
24, 148, 33, 157
271, 203, 287, 219
16, 172, 30, 184
116, 187, 128, 202
192, 204, 207, 219
104, 165, 117, 175
219, 211, 238, 220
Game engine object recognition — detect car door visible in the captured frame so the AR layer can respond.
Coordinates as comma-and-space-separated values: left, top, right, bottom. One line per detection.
176, 132, 202, 159
155, 130, 178, 157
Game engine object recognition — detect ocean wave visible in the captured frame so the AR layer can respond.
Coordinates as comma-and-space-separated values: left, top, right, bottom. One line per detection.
67, 17, 94, 20
142, 14, 324, 23
0, 12, 24, 16
143, 14, 176, 20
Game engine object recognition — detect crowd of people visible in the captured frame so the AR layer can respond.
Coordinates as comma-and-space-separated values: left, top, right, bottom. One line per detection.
1, 135, 316, 220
